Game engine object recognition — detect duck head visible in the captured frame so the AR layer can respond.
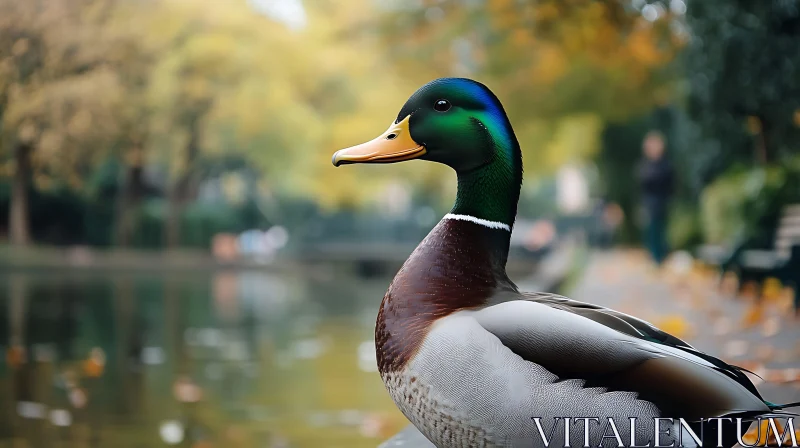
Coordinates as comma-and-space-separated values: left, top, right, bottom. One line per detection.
332, 78, 522, 227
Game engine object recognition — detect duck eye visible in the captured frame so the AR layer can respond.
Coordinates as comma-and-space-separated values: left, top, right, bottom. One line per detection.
434, 99, 451, 112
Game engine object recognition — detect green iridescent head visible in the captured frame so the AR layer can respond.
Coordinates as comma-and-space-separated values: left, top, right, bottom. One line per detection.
332, 78, 522, 226
333, 78, 519, 173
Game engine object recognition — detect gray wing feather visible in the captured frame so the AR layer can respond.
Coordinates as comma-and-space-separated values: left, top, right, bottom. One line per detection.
518, 292, 765, 400
474, 298, 769, 419
519, 292, 695, 349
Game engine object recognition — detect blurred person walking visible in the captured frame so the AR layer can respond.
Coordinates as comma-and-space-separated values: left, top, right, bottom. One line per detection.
637, 131, 673, 265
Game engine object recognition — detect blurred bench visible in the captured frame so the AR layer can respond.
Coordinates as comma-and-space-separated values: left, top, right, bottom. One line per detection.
696, 243, 738, 267
699, 204, 800, 305
737, 205, 800, 300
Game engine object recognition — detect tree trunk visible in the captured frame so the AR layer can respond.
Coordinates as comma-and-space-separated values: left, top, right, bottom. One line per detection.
165, 121, 200, 249
164, 186, 183, 249
115, 146, 145, 247
755, 116, 770, 164
9, 142, 32, 246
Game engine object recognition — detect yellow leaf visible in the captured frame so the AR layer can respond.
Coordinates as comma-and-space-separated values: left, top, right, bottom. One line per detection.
742, 303, 765, 328
652, 315, 691, 339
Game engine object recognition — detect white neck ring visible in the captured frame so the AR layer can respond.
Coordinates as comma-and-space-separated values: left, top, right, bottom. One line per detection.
442, 213, 511, 231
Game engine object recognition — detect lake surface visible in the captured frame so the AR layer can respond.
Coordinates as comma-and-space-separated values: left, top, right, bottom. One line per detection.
0, 266, 411, 448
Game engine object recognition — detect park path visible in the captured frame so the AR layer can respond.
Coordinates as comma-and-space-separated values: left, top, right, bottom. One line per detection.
569, 249, 800, 406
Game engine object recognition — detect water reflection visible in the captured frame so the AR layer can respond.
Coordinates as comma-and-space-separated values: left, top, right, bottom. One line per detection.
0, 267, 406, 447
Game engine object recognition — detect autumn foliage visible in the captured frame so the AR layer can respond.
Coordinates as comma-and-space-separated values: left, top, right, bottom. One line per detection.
0, 0, 686, 247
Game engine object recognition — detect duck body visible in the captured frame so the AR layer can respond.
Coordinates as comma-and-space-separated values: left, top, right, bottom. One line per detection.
332, 78, 781, 448
377, 217, 660, 447
376, 216, 768, 447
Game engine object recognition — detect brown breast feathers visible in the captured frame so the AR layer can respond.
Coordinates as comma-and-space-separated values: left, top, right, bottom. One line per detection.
375, 218, 513, 374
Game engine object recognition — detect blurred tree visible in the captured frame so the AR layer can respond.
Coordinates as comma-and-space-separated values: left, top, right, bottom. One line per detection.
0, 0, 695, 249
373, 0, 685, 175
288, 0, 424, 210
361, 0, 695, 243
0, 0, 131, 246
143, 1, 253, 247
104, 3, 157, 247
141, 0, 399, 246
685, 0, 800, 175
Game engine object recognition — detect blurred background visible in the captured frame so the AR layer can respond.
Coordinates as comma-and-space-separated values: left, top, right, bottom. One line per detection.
0, 0, 799, 446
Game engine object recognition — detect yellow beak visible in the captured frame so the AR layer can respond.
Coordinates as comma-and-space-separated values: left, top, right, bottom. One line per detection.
332, 115, 425, 166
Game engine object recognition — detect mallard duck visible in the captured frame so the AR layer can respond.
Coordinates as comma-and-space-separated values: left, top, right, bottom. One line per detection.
332, 78, 796, 448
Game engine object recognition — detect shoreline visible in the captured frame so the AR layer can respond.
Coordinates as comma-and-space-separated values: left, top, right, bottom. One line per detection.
0, 244, 291, 272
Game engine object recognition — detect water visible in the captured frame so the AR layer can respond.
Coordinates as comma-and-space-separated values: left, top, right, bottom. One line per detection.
0, 266, 408, 448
